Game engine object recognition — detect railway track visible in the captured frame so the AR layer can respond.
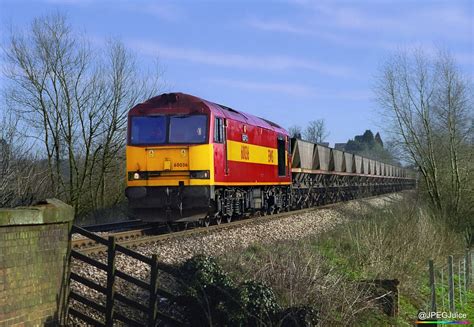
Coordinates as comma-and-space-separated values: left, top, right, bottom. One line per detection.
81, 219, 150, 232
71, 195, 385, 255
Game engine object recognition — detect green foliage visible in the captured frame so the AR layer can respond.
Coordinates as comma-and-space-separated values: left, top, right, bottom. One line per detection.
314, 239, 364, 280
180, 254, 235, 290
240, 280, 281, 325
345, 129, 396, 163
278, 306, 319, 327
219, 195, 468, 326
176, 255, 243, 326
175, 255, 297, 326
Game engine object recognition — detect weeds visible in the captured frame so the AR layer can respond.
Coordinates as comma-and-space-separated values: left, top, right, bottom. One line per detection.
219, 192, 467, 326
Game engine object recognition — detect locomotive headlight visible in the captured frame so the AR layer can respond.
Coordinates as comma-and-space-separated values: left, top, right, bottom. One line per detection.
129, 171, 146, 180
190, 170, 210, 179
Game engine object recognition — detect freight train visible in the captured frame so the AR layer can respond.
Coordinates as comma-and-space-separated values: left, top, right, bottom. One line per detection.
125, 93, 416, 224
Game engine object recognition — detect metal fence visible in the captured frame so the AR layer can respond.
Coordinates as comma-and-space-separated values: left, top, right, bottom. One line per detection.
69, 225, 182, 326
427, 250, 473, 312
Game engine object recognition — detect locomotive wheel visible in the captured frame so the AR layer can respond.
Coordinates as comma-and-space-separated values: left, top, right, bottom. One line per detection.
201, 216, 211, 227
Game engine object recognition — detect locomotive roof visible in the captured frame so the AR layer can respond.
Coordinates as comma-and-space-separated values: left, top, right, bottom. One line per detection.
130, 92, 289, 135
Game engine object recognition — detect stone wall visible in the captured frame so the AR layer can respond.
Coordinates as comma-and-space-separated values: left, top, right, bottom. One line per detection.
0, 199, 74, 326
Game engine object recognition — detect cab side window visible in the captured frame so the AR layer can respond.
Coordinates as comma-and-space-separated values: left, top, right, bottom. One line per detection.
214, 117, 224, 143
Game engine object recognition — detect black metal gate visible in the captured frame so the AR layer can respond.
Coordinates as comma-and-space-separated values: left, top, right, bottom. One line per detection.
68, 226, 182, 326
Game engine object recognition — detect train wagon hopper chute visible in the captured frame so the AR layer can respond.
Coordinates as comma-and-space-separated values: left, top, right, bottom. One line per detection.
315, 144, 331, 171
362, 157, 370, 175
369, 160, 375, 175
291, 139, 314, 170
375, 161, 381, 176
354, 155, 363, 174
331, 149, 346, 172
344, 152, 355, 173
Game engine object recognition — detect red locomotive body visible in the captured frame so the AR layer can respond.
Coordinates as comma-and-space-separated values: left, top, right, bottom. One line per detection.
126, 93, 291, 222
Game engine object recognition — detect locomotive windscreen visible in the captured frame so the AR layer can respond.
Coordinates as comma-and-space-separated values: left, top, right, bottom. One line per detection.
129, 114, 208, 145
130, 116, 167, 145
169, 115, 207, 143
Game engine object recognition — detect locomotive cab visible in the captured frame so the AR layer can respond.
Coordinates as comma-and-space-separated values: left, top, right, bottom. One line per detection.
125, 94, 215, 221
126, 92, 292, 223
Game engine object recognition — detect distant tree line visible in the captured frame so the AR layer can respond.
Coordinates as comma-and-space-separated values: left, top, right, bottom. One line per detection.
288, 119, 329, 144
0, 13, 162, 218
344, 130, 398, 164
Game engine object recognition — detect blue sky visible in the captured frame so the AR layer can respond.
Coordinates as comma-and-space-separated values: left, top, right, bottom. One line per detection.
1, 0, 473, 145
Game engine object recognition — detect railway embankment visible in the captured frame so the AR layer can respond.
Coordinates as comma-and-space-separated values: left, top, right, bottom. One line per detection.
132, 192, 404, 264
217, 192, 472, 326
70, 192, 411, 324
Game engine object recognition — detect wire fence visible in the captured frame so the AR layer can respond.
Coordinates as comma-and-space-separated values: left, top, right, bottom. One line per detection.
427, 250, 473, 312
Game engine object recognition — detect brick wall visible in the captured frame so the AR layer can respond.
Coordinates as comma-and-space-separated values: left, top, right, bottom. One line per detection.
0, 199, 74, 326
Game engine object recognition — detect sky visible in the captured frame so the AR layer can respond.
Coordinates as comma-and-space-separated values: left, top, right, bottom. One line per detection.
0, 0, 473, 146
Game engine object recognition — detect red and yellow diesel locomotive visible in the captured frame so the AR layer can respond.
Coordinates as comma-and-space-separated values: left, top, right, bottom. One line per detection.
126, 93, 416, 224
125, 93, 292, 223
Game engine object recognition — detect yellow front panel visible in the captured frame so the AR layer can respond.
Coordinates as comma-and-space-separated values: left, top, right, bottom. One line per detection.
146, 146, 189, 171
189, 144, 214, 185
126, 144, 214, 187
227, 140, 278, 166
126, 146, 146, 172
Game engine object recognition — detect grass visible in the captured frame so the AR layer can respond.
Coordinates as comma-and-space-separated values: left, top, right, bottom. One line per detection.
218, 193, 470, 326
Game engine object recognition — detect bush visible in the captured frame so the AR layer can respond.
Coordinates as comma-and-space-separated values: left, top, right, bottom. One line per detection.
175, 255, 305, 326
175, 255, 243, 326
278, 306, 319, 327
240, 280, 280, 325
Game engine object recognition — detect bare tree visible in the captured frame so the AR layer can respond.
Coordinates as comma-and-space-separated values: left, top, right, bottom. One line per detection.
376, 49, 473, 225
0, 109, 50, 207
303, 119, 329, 143
2, 13, 162, 214
288, 125, 303, 138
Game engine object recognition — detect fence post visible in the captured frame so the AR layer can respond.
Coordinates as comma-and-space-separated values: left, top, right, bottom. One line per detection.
148, 254, 159, 326
471, 252, 474, 284
466, 249, 471, 288
440, 269, 445, 310
428, 259, 436, 312
448, 255, 455, 312
458, 260, 463, 309
106, 236, 116, 326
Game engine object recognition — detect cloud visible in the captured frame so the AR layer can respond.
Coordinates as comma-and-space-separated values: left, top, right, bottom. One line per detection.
43, 0, 95, 4
207, 78, 315, 96
309, 2, 401, 31
246, 18, 371, 48
42, 0, 184, 21
206, 78, 371, 100
248, 1, 474, 47
125, 2, 183, 22
127, 39, 355, 78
